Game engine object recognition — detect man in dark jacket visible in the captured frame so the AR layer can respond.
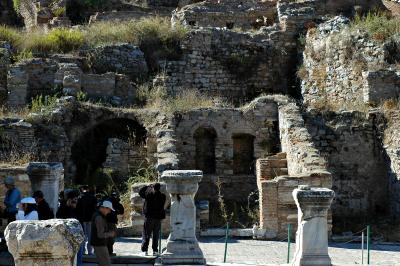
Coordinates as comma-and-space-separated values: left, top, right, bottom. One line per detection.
76, 185, 98, 255
91, 201, 116, 266
139, 183, 166, 256
33, 190, 54, 220
105, 192, 124, 256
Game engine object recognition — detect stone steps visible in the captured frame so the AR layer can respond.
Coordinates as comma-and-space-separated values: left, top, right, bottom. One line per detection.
256, 152, 288, 181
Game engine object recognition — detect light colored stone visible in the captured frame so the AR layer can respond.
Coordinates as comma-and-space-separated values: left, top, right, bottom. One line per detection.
291, 186, 335, 266
5, 219, 84, 266
27, 162, 64, 216
160, 170, 206, 265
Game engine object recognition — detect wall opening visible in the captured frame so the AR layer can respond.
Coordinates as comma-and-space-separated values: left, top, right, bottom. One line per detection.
232, 133, 255, 175
194, 127, 217, 174
71, 118, 147, 186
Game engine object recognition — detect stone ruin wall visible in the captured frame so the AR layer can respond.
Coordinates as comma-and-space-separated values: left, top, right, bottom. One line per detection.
172, 98, 280, 225
301, 16, 400, 109
255, 97, 332, 239
304, 111, 390, 231
156, 28, 291, 104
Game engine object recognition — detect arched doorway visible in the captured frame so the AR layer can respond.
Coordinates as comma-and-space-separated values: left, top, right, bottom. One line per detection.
71, 118, 147, 186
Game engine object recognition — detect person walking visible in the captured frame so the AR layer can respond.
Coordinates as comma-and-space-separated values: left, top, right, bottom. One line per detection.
3, 176, 21, 224
16, 197, 38, 220
91, 201, 116, 266
33, 190, 54, 220
76, 185, 98, 255
139, 183, 166, 256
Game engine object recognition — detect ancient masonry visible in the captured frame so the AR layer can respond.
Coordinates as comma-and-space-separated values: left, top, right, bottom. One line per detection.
0, 0, 399, 246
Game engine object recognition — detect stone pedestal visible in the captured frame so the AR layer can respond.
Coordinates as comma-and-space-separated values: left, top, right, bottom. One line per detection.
27, 162, 64, 216
159, 170, 206, 265
291, 186, 335, 266
5, 219, 84, 266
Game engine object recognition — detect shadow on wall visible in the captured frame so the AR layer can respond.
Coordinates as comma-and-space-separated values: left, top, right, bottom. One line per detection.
71, 118, 147, 187
304, 110, 391, 233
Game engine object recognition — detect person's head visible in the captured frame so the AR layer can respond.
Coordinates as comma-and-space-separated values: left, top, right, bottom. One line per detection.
66, 190, 79, 208
4, 176, 15, 190
99, 200, 115, 216
153, 183, 161, 192
20, 197, 37, 212
33, 190, 44, 203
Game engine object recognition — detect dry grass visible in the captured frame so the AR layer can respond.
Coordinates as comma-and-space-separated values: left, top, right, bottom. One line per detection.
138, 85, 231, 114
350, 12, 400, 42
0, 17, 187, 56
0, 106, 31, 119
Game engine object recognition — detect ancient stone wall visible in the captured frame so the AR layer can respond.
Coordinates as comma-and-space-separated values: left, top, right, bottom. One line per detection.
156, 28, 290, 104
0, 46, 10, 104
301, 16, 400, 108
7, 58, 58, 107
172, 97, 280, 224
383, 110, 400, 218
172, 0, 277, 30
304, 110, 390, 231
103, 138, 148, 176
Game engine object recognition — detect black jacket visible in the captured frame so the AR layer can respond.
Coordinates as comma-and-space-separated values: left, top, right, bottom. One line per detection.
139, 185, 166, 220
76, 192, 98, 223
37, 199, 54, 220
56, 201, 77, 219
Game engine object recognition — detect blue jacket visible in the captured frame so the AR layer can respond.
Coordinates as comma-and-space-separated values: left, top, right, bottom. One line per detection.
4, 187, 21, 214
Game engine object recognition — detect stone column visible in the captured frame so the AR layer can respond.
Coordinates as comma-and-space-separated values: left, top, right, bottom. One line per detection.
291, 186, 335, 266
27, 162, 64, 216
5, 219, 84, 266
159, 170, 206, 265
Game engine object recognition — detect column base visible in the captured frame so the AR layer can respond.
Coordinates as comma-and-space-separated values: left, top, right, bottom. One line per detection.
159, 239, 206, 265
291, 254, 332, 266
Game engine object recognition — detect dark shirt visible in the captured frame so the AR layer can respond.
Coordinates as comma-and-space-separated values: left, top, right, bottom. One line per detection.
76, 191, 98, 223
37, 199, 54, 220
56, 201, 77, 219
105, 196, 124, 225
139, 186, 166, 220
90, 211, 114, 247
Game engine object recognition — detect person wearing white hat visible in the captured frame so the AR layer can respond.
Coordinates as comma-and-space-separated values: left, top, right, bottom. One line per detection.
16, 197, 39, 221
2, 176, 21, 223
90, 200, 116, 266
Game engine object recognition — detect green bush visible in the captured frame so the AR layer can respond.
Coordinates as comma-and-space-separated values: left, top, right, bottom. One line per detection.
31, 95, 59, 114
53, 7, 66, 17
12, 0, 20, 13
351, 12, 400, 42
0, 25, 21, 48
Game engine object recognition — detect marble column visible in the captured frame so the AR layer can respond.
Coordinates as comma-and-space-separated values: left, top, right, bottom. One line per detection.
5, 219, 84, 266
27, 162, 64, 216
159, 170, 206, 265
291, 185, 335, 266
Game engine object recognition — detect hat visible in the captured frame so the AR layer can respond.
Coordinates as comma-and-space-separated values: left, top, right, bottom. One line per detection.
100, 200, 115, 211
21, 197, 36, 204
4, 176, 15, 185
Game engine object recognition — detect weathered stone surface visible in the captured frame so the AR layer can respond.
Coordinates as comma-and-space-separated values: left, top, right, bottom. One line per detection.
160, 170, 206, 265
291, 186, 334, 266
27, 162, 64, 216
5, 219, 84, 266
85, 44, 148, 80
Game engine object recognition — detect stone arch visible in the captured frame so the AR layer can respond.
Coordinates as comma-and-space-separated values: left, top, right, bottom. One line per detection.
193, 127, 217, 174
232, 133, 255, 175
70, 118, 147, 185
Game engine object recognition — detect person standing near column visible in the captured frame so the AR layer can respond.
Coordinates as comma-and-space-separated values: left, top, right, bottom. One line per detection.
139, 183, 166, 256
3, 176, 21, 224
76, 185, 98, 255
91, 201, 116, 266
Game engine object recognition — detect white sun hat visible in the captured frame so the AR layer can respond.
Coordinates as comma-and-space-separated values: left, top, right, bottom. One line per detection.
100, 200, 115, 211
21, 197, 37, 204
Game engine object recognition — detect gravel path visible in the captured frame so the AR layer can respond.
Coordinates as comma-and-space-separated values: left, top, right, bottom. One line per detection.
114, 237, 400, 266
